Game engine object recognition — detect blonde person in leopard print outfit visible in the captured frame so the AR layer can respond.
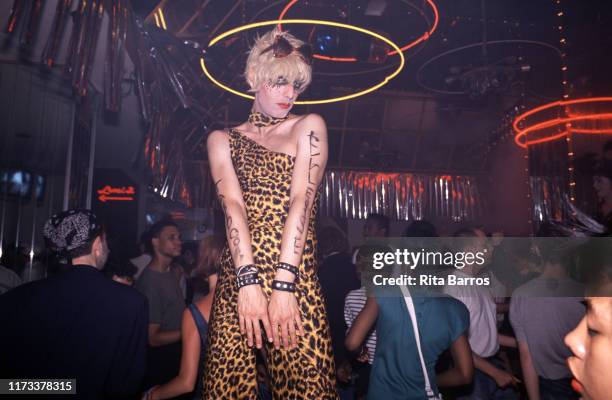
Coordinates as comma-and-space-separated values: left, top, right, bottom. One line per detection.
202, 28, 338, 399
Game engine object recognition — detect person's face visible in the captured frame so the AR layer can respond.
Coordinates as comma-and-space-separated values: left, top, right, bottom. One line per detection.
182, 249, 196, 267
461, 229, 492, 270
593, 175, 612, 201
475, 229, 493, 268
363, 220, 386, 238
254, 79, 301, 118
153, 226, 182, 258
565, 294, 612, 400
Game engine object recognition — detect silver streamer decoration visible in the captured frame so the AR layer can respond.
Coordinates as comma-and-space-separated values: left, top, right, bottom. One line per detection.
195, 168, 481, 221
320, 170, 481, 221
529, 176, 566, 223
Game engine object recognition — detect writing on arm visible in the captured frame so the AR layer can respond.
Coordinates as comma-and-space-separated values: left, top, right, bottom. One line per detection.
292, 130, 322, 254
207, 131, 254, 267
215, 178, 244, 262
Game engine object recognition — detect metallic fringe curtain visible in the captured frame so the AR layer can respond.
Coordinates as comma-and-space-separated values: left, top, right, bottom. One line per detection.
193, 166, 482, 221
529, 176, 568, 223
320, 170, 481, 221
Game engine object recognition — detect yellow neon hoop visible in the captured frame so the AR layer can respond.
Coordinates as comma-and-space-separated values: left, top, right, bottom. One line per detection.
200, 19, 405, 105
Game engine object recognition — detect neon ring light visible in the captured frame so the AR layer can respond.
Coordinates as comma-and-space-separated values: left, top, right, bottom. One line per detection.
200, 19, 405, 105
513, 97, 612, 148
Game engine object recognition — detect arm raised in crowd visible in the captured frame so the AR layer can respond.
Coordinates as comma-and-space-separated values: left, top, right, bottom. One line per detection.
207, 130, 273, 349
268, 114, 328, 350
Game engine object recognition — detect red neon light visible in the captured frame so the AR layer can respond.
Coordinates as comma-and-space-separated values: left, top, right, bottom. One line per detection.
97, 185, 136, 202
277, 0, 439, 62
513, 97, 612, 148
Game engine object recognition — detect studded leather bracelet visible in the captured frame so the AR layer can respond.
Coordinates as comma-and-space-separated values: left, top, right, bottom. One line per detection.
236, 272, 261, 289
236, 264, 258, 277
275, 262, 299, 279
272, 279, 296, 293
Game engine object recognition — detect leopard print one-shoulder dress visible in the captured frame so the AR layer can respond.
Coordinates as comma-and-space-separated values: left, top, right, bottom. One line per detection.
202, 128, 338, 399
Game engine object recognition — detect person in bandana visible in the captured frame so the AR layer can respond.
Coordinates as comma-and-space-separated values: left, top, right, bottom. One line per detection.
202, 28, 337, 399
0, 209, 148, 399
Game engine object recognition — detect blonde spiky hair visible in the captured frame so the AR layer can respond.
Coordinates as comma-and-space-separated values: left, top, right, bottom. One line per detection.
245, 28, 312, 93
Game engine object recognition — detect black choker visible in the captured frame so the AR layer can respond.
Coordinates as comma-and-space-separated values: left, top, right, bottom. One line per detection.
248, 111, 287, 128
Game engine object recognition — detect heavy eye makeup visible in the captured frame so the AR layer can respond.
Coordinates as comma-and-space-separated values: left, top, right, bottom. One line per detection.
270, 77, 289, 88
293, 80, 305, 93
268, 77, 305, 93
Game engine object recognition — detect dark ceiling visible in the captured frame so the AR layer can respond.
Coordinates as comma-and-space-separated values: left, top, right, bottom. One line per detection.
128, 1, 612, 173
130, 0, 612, 98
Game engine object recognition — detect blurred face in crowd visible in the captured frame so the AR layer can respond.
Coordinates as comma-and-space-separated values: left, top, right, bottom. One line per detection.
460, 228, 493, 272
153, 226, 182, 259
363, 219, 387, 238
565, 290, 612, 400
593, 175, 612, 202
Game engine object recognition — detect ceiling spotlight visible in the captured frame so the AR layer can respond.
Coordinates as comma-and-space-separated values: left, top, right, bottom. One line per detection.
315, 30, 341, 55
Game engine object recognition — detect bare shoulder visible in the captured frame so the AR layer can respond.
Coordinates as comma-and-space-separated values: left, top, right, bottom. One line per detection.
207, 130, 234, 161
293, 113, 326, 131
292, 113, 327, 143
181, 307, 195, 330
206, 129, 230, 148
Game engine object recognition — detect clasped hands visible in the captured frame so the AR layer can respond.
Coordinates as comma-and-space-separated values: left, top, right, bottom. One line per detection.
237, 283, 304, 350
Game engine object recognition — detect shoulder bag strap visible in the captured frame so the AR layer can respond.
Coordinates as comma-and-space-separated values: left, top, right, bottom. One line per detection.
399, 285, 436, 399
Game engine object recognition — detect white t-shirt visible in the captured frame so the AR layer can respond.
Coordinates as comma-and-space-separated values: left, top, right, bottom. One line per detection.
443, 270, 499, 357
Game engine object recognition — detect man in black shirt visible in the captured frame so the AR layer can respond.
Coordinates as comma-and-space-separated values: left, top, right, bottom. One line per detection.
0, 209, 148, 399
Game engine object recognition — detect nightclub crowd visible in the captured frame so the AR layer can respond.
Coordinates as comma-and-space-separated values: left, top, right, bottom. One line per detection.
0, 143, 612, 399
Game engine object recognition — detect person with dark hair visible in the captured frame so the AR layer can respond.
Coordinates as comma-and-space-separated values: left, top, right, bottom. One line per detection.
145, 236, 225, 400
509, 224, 584, 400
363, 213, 390, 238
316, 226, 360, 393
174, 241, 199, 303
444, 228, 519, 400
190, 235, 226, 302
346, 244, 474, 399
564, 237, 612, 400
179, 241, 199, 275
344, 245, 388, 400
352, 213, 391, 266
0, 209, 148, 399
136, 219, 184, 389
402, 220, 438, 238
